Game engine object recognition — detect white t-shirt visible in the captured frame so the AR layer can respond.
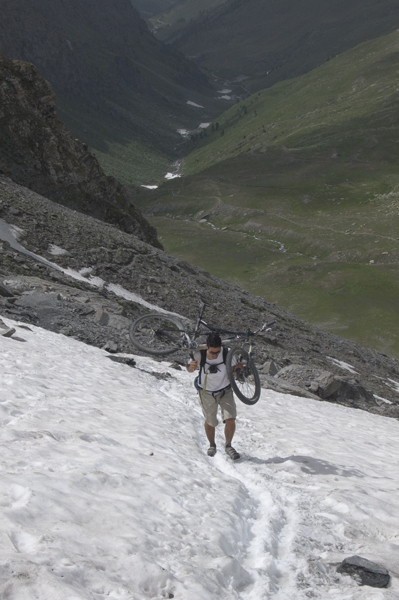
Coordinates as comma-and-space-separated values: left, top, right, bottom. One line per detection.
191, 349, 236, 392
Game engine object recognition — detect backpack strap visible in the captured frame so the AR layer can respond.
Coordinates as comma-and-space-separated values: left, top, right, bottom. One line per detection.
199, 349, 207, 385
223, 346, 228, 364
198, 347, 228, 385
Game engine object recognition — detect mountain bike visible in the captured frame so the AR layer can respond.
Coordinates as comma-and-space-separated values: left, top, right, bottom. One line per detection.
129, 302, 274, 405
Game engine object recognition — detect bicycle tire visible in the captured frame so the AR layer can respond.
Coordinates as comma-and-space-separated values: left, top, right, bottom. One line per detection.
129, 314, 185, 356
226, 346, 261, 405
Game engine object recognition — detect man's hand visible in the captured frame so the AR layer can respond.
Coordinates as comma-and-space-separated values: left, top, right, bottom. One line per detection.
186, 360, 198, 373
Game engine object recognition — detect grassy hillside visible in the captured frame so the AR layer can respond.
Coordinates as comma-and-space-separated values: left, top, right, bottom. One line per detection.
135, 31, 399, 356
172, 0, 399, 93
150, 0, 229, 42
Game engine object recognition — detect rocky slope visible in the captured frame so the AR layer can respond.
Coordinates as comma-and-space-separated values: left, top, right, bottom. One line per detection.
1, 175, 399, 420
0, 52, 160, 247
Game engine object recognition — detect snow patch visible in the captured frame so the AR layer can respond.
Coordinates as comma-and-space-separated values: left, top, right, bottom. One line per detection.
327, 357, 358, 374
106, 283, 184, 318
47, 244, 68, 256
387, 378, 399, 392
1, 200, 399, 595
177, 128, 190, 138
8, 224, 25, 240
187, 100, 204, 108
140, 185, 159, 189
1, 318, 399, 597
374, 394, 393, 405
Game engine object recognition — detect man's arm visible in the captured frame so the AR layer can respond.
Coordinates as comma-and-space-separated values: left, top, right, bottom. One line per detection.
186, 352, 198, 373
186, 359, 198, 373
232, 362, 243, 371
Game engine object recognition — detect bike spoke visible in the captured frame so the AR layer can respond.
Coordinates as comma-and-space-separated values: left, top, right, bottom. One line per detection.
226, 346, 261, 405
234, 363, 257, 398
130, 315, 185, 355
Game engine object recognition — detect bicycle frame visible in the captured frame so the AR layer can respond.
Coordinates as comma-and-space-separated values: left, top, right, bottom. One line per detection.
184, 302, 273, 355
129, 302, 269, 404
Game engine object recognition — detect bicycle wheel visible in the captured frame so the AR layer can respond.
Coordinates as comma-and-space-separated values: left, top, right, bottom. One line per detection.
129, 314, 185, 356
226, 346, 261, 405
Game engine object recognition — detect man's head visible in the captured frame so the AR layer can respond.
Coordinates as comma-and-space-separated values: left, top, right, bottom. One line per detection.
206, 332, 222, 357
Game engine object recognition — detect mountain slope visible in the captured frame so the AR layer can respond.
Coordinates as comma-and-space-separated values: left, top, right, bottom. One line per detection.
0, 52, 160, 246
172, 0, 399, 92
150, 0, 229, 42
2, 173, 399, 410
0, 0, 216, 186
183, 30, 399, 174
135, 31, 399, 354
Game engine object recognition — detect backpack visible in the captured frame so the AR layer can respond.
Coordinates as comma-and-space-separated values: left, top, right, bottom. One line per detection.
194, 347, 228, 390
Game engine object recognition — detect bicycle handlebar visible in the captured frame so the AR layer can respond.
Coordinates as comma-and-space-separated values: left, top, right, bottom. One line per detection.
206, 320, 276, 338
196, 300, 276, 338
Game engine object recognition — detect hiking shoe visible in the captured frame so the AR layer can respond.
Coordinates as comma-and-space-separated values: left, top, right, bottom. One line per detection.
225, 444, 240, 460
207, 445, 217, 457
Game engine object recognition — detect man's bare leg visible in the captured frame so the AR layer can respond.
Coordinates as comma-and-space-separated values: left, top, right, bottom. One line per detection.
204, 421, 217, 456
204, 421, 216, 446
224, 418, 235, 446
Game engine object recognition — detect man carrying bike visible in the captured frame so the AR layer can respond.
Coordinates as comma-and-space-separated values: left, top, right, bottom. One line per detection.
186, 332, 240, 460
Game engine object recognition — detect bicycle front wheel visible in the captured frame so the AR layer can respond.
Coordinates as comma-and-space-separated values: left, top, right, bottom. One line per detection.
226, 346, 261, 405
129, 314, 185, 356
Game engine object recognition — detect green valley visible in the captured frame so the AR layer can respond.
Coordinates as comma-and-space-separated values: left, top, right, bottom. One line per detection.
135, 31, 399, 356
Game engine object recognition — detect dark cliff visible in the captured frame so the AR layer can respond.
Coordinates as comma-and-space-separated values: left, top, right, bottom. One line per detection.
0, 52, 162, 247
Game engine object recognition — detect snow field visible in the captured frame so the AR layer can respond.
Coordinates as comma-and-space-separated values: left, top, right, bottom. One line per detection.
1, 317, 399, 599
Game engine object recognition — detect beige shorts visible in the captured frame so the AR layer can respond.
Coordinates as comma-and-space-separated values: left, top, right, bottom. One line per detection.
198, 387, 237, 427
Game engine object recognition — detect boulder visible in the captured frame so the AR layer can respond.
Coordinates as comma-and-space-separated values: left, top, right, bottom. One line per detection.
315, 374, 375, 407
0, 281, 14, 297
337, 555, 390, 588
1, 326, 16, 337
260, 374, 320, 400
107, 356, 136, 368
15, 291, 59, 310
276, 365, 375, 409
102, 340, 118, 353
94, 309, 110, 327
259, 360, 279, 376
310, 371, 342, 398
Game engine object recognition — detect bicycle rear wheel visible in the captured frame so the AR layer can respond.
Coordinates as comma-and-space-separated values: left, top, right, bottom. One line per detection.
129, 314, 185, 356
226, 346, 261, 405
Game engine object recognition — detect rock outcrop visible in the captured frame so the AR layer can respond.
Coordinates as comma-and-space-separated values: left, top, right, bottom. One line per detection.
275, 365, 376, 410
0, 52, 161, 247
